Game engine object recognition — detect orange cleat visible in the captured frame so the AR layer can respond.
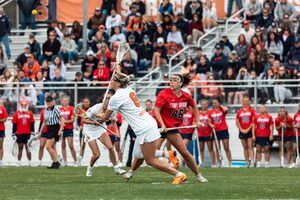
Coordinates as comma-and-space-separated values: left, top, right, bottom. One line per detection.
168, 150, 179, 169
172, 173, 187, 185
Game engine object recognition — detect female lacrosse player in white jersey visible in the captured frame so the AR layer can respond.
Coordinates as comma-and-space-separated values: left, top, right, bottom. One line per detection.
98, 71, 188, 185
82, 92, 126, 177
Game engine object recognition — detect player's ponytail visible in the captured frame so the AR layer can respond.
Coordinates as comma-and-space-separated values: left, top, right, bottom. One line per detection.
173, 73, 191, 88
114, 72, 135, 88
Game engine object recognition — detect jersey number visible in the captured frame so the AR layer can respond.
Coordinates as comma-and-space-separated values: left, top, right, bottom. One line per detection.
242, 116, 249, 123
129, 92, 141, 107
171, 109, 184, 119
259, 122, 265, 129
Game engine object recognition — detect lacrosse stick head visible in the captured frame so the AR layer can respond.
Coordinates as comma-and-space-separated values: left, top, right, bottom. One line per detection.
28, 136, 39, 153
11, 142, 18, 157
116, 42, 130, 64
75, 103, 89, 119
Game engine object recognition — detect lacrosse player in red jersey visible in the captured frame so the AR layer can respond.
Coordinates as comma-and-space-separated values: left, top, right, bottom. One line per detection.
12, 99, 35, 166
0, 103, 8, 167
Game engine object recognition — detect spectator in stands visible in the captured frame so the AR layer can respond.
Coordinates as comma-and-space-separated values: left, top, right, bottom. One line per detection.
201, 73, 224, 103
109, 26, 126, 45
263, 54, 276, 72
240, 20, 255, 43
180, 56, 196, 75
120, 51, 137, 76
59, 33, 78, 65
96, 42, 110, 62
227, 50, 242, 74
159, 0, 174, 17
261, 68, 275, 104
196, 55, 210, 79
125, 4, 139, 27
281, 27, 295, 62
47, 20, 63, 39
90, 28, 107, 53
48, 68, 67, 100
274, 0, 296, 22
14, 44, 31, 70
185, 0, 203, 21
105, 8, 122, 36
210, 43, 228, 78
141, 16, 156, 41
265, 31, 283, 60
263, 0, 276, 15
202, 0, 218, 31
34, 71, 45, 105
27, 33, 41, 59
255, 43, 268, 65
17, 0, 39, 30
245, 0, 262, 21
288, 39, 300, 63
92, 60, 110, 84
234, 34, 248, 61
281, 14, 293, 32
73, 71, 84, 82
167, 24, 185, 48
151, 37, 167, 69
246, 51, 263, 75
161, 12, 173, 33
226, 0, 243, 19
187, 14, 204, 45
106, 50, 117, 73
223, 67, 236, 106
57, 22, 68, 41
174, 12, 188, 42
235, 67, 250, 104
152, 24, 167, 45
49, 56, 66, 80
128, 35, 139, 56
132, 0, 146, 16
101, 0, 117, 16
41, 60, 50, 81
18, 70, 31, 82
126, 13, 143, 42
221, 33, 234, 51
138, 35, 154, 71
0, 46, 7, 75
0, 7, 11, 60
81, 50, 98, 81
20, 83, 37, 106
247, 35, 265, 53
38, 31, 61, 64
22, 53, 40, 80
88, 7, 105, 40
156, 73, 169, 96
274, 65, 292, 104
256, 8, 274, 33
254, 27, 265, 42
187, 68, 202, 98
71, 21, 83, 53
194, 47, 204, 64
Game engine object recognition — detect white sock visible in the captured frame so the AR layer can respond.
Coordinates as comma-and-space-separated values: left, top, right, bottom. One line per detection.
155, 150, 164, 157
265, 161, 269, 165
0, 160, 2, 164
128, 169, 134, 173
175, 172, 183, 177
113, 165, 119, 169
196, 174, 201, 178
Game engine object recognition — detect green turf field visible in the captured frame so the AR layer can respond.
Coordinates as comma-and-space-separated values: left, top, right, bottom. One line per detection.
0, 167, 299, 199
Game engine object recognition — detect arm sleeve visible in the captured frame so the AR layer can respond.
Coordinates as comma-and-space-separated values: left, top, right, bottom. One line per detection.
31, 123, 35, 133
13, 124, 16, 133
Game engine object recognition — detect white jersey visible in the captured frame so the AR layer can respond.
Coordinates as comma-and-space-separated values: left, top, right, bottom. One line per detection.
108, 87, 157, 135
83, 103, 116, 141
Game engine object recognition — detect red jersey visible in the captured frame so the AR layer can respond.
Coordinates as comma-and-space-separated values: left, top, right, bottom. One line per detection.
294, 112, 300, 136
12, 110, 34, 134
253, 114, 273, 137
39, 109, 48, 133
0, 106, 8, 131
197, 110, 212, 137
155, 88, 195, 128
60, 106, 75, 130
108, 112, 123, 136
275, 115, 295, 137
179, 108, 195, 134
236, 107, 256, 130
208, 108, 228, 132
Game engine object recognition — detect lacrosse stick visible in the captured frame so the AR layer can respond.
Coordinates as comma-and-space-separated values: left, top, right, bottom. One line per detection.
212, 128, 223, 167
27, 134, 40, 153
159, 125, 200, 133
296, 129, 299, 166
74, 103, 119, 137
102, 42, 130, 105
121, 130, 129, 154
11, 140, 18, 157
192, 129, 202, 166
281, 126, 285, 167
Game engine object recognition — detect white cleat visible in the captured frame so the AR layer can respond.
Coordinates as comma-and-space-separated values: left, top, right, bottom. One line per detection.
256, 161, 261, 168
16, 161, 21, 167
265, 163, 270, 168
0, 161, 3, 167
288, 163, 295, 169
38, 160, 42, 167
86, 166, 93, 177
74, 161, 79, 167
114, 167, 126, 175
28, 161, 32, 167
196, 174, 208, 183
117, 162, 124, 168
107, 162, 113, 167
77, 156, 82, 166
211, 165, 218, 168
123, 170, 133, 181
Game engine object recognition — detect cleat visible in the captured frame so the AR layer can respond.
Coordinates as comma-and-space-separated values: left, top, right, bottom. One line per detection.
107, 162, 113, 167
196, 174, 208, 183
172, 173, 187, 185
114, 167, 126, 175
289, 163, 295, 169
123, 170, 133, 181
168, 150, 179, 169
86, 166, 93, 177
16, 161, 21, 167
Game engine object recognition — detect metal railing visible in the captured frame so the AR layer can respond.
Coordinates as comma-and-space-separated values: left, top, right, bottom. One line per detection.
225, 8, 245, 33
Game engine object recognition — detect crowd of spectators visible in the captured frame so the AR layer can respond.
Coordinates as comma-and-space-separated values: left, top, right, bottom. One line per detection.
0, 0, 299, 115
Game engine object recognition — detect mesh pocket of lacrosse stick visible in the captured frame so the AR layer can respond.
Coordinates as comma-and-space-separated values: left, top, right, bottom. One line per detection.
27, 135, 40, 153
116, 42, 130, 64
75, 103, 89, 119
11, 141, 18, 157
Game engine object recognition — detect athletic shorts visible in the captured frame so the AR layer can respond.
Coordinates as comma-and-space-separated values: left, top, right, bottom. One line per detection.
63, 129, 74, 138
109, 135, 120, 143
16, 134, 30, 144
160, 129, 178, 139
278, 136, 293, 142
41, 132, 48, 138
239, 131, 252, 140
292, 136, 300, 143
255, 137, 271, 147
47, 124, 60, 142
83, 126, 106, 142
198, 136, 213, 142
180, 133, 193, 140
212, 130, 230, 140
0, 130, 5, 138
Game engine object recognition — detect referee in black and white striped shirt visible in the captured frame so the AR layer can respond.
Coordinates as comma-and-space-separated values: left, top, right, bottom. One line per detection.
38, 96, 64, 169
